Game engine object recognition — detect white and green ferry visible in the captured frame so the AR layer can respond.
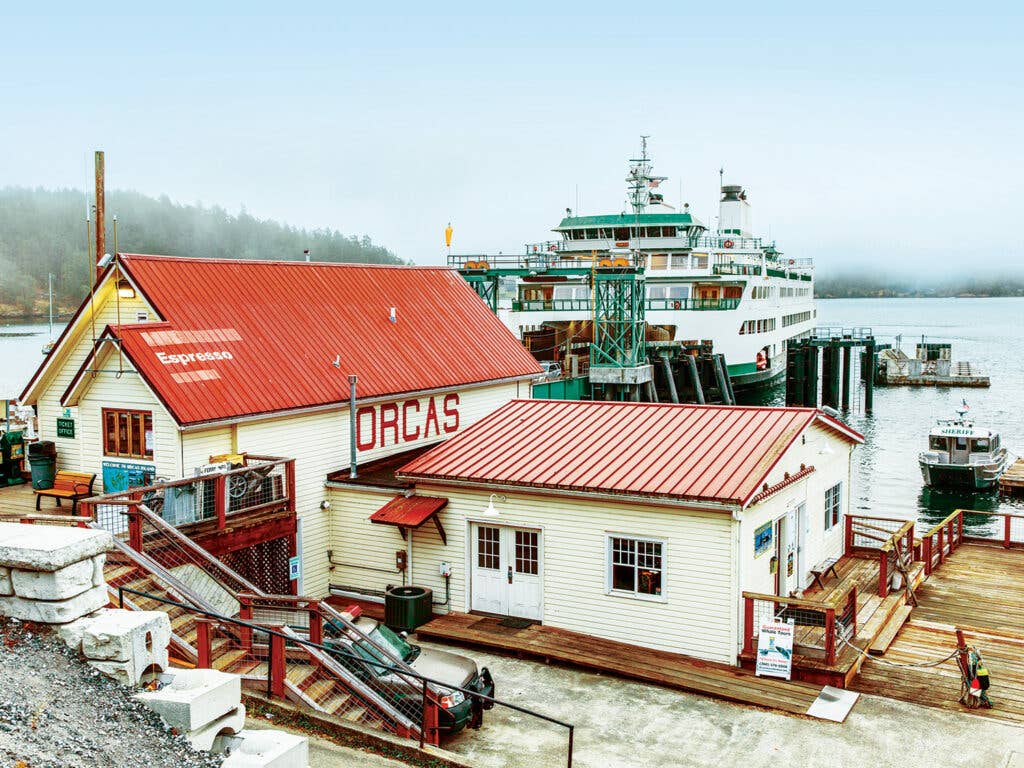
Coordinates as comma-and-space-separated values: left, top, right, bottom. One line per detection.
450, 138, 817, 392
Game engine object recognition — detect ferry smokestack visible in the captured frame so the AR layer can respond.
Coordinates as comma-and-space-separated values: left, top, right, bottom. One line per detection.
94, 151, 105, 274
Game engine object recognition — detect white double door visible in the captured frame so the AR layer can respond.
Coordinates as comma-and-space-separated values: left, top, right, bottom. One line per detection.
471, 524, 543, 620
778, 502, 809, 596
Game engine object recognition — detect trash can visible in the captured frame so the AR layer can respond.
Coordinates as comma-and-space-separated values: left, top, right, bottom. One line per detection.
28, 440, 57, 490
384, 585, 434, 632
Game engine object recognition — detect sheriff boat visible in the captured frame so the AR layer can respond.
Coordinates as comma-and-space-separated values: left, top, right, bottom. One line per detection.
919, 405, 1009, 490
452, 138, 817, 392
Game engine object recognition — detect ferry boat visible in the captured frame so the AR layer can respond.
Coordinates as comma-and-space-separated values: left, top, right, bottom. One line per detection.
918, 404, 1008, 490
452, 138, 816, 392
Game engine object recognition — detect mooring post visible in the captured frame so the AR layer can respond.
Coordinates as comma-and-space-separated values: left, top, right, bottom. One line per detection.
686, 355, 705, 405
864, 338, 876, 413
804, 345, 819, 408
786, 342, 802, 406
661, 354, 678, 404
823, 344, 841, 408
713, 354, 732, 405
841, 345, 852, 410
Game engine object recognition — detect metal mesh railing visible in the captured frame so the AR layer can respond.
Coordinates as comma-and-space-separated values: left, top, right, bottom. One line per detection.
743, 583, 857, 666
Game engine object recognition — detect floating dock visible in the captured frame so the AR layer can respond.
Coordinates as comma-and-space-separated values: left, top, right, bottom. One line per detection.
1000, 457, 1024, 495
876, 341, 990, 388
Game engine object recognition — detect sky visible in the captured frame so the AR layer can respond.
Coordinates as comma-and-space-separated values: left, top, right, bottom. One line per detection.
1, 2, 1021, 274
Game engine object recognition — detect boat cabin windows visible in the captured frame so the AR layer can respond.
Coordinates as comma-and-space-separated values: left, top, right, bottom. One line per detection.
552, 285, 589, 301
973, 437, 990, 452
646, 284, 690, 300
614, 227, 629, 240
928, 435, 948, 451
649, 254, 669, 269
103, 408, 154, 460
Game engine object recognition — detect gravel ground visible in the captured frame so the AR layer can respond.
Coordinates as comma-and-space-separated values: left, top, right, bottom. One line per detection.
0, 617, 224, 768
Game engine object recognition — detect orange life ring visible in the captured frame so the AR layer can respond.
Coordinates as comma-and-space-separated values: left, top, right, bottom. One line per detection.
548, 244, 558, 252
598, 258, 614, 268
464, 260, 478, 269
788, 259, 795, 265
673, 300, 682, 310
615, 241, 629, 248
476, 261, 489, 270
613, 257, 630, 267
723, 239, 735, 249
532, 245, 539, 253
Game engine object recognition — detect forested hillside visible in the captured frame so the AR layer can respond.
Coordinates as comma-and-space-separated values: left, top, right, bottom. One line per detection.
0, 187, 404, 316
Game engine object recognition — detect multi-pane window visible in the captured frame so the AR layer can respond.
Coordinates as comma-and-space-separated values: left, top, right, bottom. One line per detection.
609, 537, 664, 597
515, 530, 539, 575
477, 526, 501, 570
825, 482, 842, 530
102, 409, 153, 460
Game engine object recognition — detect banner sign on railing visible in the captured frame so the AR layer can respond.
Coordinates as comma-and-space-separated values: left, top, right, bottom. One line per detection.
755, 620, 795, 680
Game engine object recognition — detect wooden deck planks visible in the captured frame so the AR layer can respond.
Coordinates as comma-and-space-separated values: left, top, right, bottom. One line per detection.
852, 543, 1024, 726
999, 457, 1024, 495
416, 613, 823, 716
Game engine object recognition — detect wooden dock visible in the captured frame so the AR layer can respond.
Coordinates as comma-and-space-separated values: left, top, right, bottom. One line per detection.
852, 543, 1024, 726
999, 457, 1024, 496
416, 613, 824, 718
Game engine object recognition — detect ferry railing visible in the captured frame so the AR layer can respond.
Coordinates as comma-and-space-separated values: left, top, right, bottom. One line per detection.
814, 327, 874, 340
844, 515, 915, 598
116, 586, 576, 765
511, 297, 742, 312
646, 297, 741, 311
741, 580, 857, 666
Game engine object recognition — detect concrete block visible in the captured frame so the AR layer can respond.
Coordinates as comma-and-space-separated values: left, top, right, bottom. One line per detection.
0, 566, 11, 596
11, 557, 95, 600
187, 704, 245, 751
0, 523, 112, 571
57, 607, 112, 651
219, 729, 309, 768
82, 609, 171, 663
135, 668, 241, 732
0, 583, 109, 624
92, 553, 106, 587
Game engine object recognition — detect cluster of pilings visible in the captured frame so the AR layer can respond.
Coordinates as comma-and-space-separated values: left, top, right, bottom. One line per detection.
786, 333, 876, 413
650, 345, 736, 405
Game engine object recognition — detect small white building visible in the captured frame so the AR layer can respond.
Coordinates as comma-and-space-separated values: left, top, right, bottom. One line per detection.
328, 399, 862, 664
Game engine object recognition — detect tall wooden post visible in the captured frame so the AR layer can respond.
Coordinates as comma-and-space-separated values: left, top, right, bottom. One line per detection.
804, 345, 819, 408
841, 346, 852, 410
94, 151, 105, 269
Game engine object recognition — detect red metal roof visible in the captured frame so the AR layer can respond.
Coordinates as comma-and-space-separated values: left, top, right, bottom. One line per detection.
94, 254, 539, 425
398, 400, 863, 507
369, 495, 448, 527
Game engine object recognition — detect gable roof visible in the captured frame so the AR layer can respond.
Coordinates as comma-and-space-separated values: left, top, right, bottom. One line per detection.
50, 254, 540, 426
398, 399, 863, 508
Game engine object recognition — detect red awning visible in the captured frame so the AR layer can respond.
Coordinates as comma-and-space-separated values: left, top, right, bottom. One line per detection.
369, 495, 448, 543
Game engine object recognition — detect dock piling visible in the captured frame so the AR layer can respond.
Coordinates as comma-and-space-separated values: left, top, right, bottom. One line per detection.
841, 345, 852, 410
685, 355, 705, 405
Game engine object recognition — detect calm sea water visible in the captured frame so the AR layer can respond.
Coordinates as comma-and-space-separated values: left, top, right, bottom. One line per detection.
3, 298, 1022, 529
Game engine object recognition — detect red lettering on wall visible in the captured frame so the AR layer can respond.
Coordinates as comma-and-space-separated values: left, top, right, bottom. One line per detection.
380, 403, 400, 446
356, 406, 376, 451
402, 400, 421, 441
442, 393, 460, 433
424, 397, 441, 439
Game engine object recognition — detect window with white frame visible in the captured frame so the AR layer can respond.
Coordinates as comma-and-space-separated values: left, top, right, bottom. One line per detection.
825, 482, 842, 530
608, 536, 664, 597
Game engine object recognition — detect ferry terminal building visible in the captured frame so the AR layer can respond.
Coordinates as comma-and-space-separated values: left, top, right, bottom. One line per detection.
20, 253, 860, 665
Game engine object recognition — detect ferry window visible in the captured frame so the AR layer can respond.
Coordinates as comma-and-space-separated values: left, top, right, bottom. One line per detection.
586, 229, 599, 239
662, 227, 675, 237
928, 436, 947, 451
971, 438, 990, 452
614, 228, 629, 240
693, 255, 708, 269
103, 408, 154, 460
650, 254, 668, 270
666, 285, 690, 300
824, 482, 842, 530
598, 228, 611, 238
608, 536, 663, 598
671, 254, 689, 269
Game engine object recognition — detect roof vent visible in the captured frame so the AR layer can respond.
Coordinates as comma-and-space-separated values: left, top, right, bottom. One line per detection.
389, 307, 397, 324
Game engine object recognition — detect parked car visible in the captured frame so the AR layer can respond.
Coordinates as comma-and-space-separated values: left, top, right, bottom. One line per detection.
537, 361, 562, 381
323, 612, 494, 734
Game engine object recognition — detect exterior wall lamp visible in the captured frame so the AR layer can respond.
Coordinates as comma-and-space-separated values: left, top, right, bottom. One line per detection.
483, 493, 506, 517
117, 279, 136, 299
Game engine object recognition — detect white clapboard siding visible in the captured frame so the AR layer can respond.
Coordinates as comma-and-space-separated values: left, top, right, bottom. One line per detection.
739, 423, 855, 598
34, 285, 154, 472
345, 483, 740, 664
326, 486, 407, 591
181, 426, 235, 473
76, 363, 182, 483
221, 380, 522, 598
